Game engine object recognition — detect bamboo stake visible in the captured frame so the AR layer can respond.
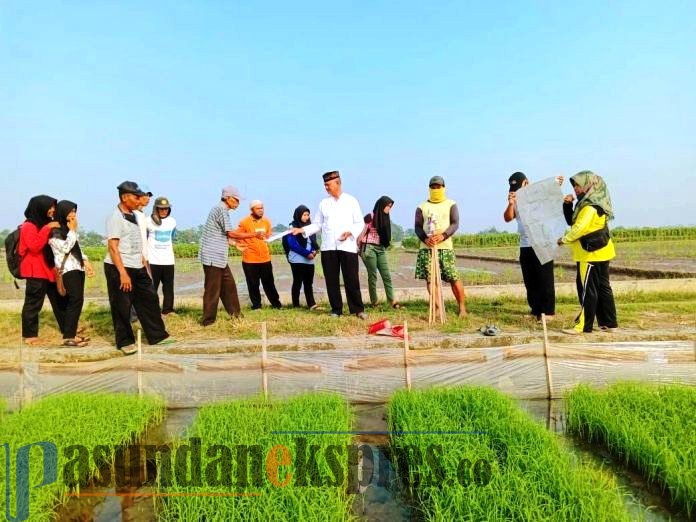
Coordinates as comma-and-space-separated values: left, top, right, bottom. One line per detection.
541, 313, 554, 400
19, 336, 25, 410
261, 322, 268, 399
403, 320, 411, 390
429, 247, 445, 324
137, 329, 143, 397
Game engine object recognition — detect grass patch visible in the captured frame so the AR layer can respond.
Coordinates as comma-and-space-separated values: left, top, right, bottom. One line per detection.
387, 386, 630, 521
0, 393, 164, 521
566, 382, 696, 516
0, 291, 694, 347
158, 393, 353, 521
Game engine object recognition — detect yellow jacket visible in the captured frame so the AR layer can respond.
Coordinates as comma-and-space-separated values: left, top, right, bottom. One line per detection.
562, 205, 615, 262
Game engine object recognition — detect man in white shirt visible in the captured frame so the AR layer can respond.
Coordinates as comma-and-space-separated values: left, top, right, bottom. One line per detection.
292, 171, 366, 318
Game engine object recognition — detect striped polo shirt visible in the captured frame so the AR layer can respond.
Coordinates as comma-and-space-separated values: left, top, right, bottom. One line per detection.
199, 202, 234, 268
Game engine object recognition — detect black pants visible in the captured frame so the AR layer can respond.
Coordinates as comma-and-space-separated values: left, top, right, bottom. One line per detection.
575, 261, 618, 332
150, 264, 175, 314
21, 277, 64, 338
519, 247, 555, 316
201, 264, 241, 326
104, 263, 169, 348
242, 261, 281, 309
290, 263, 316, 308
321, 250, 364, 315
57, 270, 85, 339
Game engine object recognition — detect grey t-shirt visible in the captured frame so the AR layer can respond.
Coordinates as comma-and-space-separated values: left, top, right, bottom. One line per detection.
104, 206, 144, 269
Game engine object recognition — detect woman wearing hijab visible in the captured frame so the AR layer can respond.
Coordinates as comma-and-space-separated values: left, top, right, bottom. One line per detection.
282, 205, 320, 309
557, 171, 618, 334
359, 196, 400, 308
49, 201, 95, 346
19, 195, 62, 344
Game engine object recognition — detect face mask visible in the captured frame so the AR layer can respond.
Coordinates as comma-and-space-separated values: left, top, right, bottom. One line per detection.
429, 187, 446, 203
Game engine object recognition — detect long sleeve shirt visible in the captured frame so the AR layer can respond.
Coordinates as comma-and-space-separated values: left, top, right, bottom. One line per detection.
49, 230, 87, 273
302, 193, 364, 253
19, 221, 55, 280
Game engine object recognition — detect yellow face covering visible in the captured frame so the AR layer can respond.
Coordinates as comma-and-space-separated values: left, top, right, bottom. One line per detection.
429, 187, 446, 203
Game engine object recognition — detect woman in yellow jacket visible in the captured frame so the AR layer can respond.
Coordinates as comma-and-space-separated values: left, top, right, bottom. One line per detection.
557, 171, 618, 334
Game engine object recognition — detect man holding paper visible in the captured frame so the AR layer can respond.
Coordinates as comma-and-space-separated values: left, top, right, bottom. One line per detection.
292, 171, 366, 319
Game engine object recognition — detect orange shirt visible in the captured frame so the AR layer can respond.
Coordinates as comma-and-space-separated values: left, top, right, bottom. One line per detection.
237, 215, 271, 263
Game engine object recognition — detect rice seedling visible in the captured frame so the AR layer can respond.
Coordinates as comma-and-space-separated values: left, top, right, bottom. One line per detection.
0, 392, 164, 522
158, 393, 354, 521
567, 382, 696, 516
388, 386, 630, 521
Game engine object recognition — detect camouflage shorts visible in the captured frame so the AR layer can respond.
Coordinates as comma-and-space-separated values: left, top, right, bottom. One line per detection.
415, 248, 460, 282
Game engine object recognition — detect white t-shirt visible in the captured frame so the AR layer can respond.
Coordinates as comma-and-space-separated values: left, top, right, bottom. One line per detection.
146, 216, 176, 266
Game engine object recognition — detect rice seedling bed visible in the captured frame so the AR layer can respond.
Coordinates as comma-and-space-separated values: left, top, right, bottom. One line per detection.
0, 392, 164, 522
567, 382, 696, 517
388, 386, 630, 521
158, 393, 354, 521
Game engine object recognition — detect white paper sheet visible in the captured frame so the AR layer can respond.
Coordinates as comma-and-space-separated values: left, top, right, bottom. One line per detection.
265, 230, 292, 243
515, 177, 567, 264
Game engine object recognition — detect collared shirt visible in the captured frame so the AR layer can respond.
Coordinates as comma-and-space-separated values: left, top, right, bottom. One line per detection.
104, 206, 144, 269
199, 202, 235, 268
49, 230, 88, 273
302, 192, 364, 253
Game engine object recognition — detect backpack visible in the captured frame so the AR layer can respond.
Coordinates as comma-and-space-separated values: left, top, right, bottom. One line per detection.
5, 226, 23, 282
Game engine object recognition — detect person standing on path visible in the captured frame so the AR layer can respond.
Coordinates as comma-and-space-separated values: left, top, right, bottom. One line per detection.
292, 171, 366, 319
282, 205, 320, 309
557, 171, 618, 335
359, 195, 400, 308
104, 181, 172, 355
236, 200, 282, 309
147, 196, 177, 315
198, 186, 265, 326
414, 176, 467, 317
503, 172, 561, 321
49, 200, 95, 347
19, 195, 62, 344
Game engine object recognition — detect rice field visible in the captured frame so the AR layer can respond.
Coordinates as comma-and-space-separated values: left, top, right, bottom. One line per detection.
0, 393, 164, 522
566, 382, 696, 517
387, 387, 630, 521
158, 393, 354, 521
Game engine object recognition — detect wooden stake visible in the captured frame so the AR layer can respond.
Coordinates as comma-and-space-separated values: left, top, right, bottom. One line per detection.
541, 313, 554, 400
19, 337, 25, 410
403, 320, 411, 390
137, 329, 143, 396
429, 248, 445, 324
261, 322, 268, 399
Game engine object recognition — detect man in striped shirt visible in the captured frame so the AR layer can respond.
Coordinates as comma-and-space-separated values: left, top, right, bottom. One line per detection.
199, 186, 265, 326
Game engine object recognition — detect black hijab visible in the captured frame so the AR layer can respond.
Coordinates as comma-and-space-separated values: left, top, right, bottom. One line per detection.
24, 195, 57, 228
50, 200, 84, 265
283, 205, 319, 255
370, 196, 394, 247
24, 195, 57, 267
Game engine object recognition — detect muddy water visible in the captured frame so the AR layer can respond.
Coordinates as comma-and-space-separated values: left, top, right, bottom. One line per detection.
58, 402, 688, 521
519, 399, 690, 522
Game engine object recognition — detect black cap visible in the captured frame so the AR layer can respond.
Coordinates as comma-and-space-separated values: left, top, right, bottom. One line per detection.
117, 181, 148, 196
322, 170, 340, 182
508, 172, 527, 192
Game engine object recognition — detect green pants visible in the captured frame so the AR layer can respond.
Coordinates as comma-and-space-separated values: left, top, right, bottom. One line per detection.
361, 244, 395, 304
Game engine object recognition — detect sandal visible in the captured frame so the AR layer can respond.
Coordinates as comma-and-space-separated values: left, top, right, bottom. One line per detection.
75, 335, 90, 343
391, 302, 402, 309
62, 339, 88, 347
23, 337, 42, 346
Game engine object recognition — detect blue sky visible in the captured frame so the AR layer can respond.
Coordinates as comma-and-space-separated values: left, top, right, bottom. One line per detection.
2, 1, 694, 233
